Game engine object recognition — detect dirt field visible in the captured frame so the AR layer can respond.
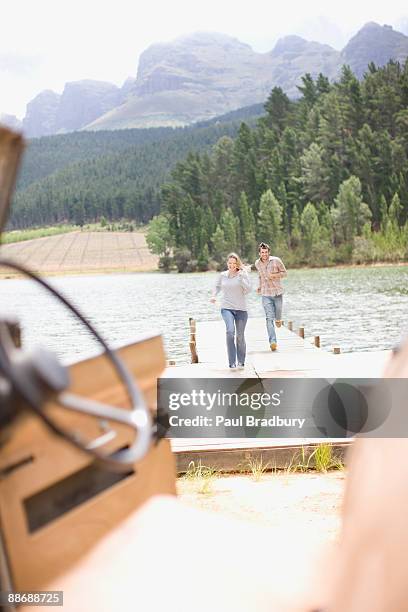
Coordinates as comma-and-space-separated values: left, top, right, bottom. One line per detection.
0, 231, 158, 276
178, 471, 345, 544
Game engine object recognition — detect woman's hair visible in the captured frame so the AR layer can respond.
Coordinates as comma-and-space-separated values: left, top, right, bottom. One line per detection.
227, 252, 243, 270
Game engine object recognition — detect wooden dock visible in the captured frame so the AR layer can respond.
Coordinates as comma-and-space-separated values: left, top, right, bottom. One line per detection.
164, 317, 391, 472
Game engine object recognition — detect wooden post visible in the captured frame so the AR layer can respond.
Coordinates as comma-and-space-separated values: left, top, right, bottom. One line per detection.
333, 347, 341, 354
298, 327, 305, 339
188, 318, 198, 363
190, 341, 198, 364
314, 336, 320, 348
288, 321, 293, 331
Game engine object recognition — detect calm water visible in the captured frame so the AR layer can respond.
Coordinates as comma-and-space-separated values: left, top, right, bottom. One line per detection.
1, 266, 408, 365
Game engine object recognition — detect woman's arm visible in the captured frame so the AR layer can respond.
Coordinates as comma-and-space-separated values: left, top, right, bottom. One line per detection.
238, 269, 252, 294
210, 273, 222, 303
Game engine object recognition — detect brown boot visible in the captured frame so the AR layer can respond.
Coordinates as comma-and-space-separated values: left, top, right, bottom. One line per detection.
270, 342, 277, 351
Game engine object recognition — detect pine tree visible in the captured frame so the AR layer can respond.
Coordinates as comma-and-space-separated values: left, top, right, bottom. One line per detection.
238, 192, 256, 261
337, 65, 365, 134
297, 73, 318, 108
379, 195, 389, 233
290, 205, 302, 248
300, 143, 330, 203
257, 189, 283, 250
332, 176, 372, 243
300, 202, 320, 258
220, 208, 240, 254
264, 87, 292, 135
211, 225, 227, 262
388, 192, 402, 231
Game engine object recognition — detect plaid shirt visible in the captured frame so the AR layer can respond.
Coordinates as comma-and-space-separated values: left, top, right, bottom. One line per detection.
255, 256, 287, 296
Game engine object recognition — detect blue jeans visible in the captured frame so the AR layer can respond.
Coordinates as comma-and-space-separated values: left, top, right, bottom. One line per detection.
261, 295, 283, 344
221, 309, 248, 367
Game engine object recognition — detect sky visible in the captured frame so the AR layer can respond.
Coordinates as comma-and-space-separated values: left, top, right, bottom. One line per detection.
1, 0, 407, 119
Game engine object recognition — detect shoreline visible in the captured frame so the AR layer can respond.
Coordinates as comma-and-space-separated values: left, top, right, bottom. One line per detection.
0, 259, 407, 280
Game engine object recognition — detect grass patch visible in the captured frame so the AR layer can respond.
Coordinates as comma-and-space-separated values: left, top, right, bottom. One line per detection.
285, 444, 345, 474
182, 460, 219, 495
1, 221, 148, 245
241, 455, 274, 481
1, 225, 79, 244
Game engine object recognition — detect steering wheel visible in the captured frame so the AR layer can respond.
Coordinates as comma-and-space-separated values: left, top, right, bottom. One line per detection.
0, 258, 153, 472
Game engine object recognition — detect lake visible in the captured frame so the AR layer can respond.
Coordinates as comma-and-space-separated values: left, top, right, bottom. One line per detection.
2, 265, 408, 365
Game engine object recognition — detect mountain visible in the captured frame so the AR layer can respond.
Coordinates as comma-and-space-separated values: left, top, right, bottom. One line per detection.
53, 80, 122, 133
268, 35, 340, 92
0, 114, 22, 131
86, 32, 276, 130
20, 23, 408, 137
341, 22, 408, 78
85, 32, 341, 131
23, 90, 61, 137
23, 80, 122, 137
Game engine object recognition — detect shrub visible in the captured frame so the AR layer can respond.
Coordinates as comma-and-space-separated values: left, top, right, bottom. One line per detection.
352, 236, 377, 264
158, 255, 173, 273
173, 248, 192, 273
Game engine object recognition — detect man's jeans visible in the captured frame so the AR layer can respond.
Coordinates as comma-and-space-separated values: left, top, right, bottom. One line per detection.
261, 295, 283, 344
221, 309, 248, 367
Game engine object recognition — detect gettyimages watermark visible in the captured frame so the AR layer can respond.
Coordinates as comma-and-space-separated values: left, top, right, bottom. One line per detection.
157, 378, 408, 438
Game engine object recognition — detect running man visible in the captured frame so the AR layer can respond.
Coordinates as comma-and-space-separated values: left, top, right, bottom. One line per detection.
255, 242, 287, 351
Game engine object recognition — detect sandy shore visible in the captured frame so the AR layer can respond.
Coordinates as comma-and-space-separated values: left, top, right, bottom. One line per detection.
178, 470, 345, 540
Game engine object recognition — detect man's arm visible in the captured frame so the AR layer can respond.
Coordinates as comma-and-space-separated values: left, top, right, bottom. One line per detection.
267, 258, 287, 280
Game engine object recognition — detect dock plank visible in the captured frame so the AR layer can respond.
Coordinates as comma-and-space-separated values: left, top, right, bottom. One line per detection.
164, 317, 390, 469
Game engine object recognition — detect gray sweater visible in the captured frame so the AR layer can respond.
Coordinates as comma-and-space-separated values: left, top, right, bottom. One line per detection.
214, 270, 251, 311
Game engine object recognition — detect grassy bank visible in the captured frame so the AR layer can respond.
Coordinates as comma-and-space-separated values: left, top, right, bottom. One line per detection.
1, 224, 79, 244
1, 221, 146, 245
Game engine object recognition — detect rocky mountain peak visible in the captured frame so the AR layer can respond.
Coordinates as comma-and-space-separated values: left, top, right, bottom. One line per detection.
23, 90, 61, 138
54, 80, 121, 133
341, 21, 408, 77
272, 35, 309, 56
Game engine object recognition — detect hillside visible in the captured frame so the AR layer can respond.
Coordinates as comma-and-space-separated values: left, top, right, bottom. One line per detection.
16, 103, 264, 191
10, 105, 263, 229
19, 23, 408, 136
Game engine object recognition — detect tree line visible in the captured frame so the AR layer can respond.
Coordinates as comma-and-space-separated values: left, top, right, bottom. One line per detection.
147, 60, 408, 271
8, 117, 256, 229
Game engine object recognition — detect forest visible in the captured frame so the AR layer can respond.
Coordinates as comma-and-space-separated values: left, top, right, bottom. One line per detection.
147, 60, 408, 270
9, 105, 262, 229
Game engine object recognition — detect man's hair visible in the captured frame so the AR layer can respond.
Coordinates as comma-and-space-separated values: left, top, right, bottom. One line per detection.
258, 242, 270, 252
